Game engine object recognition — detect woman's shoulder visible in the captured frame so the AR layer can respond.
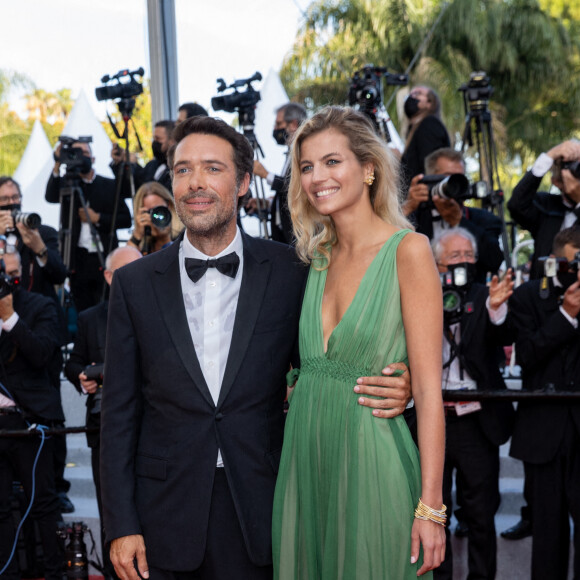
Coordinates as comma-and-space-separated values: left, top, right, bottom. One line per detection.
396, 230, 433, 263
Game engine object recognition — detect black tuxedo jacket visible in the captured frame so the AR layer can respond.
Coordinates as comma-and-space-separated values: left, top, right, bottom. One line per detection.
100, 232, 307, 570
507, 171, 570, 278
0, 289, 63, 421
509, 279, 580, 464
451, 283, 515, 446
411, 205, 504, 283
45, 174, 132, 269
65, 301, 107, 448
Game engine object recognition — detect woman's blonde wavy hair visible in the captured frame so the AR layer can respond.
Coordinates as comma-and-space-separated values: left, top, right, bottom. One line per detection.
133, 181, 184, 240
288, 106, 413, 268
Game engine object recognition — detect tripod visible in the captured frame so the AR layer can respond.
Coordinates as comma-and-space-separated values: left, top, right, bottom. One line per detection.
460, 95, 511, 265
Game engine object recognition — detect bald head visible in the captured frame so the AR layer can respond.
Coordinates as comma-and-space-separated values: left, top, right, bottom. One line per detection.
104, 246, 142, 286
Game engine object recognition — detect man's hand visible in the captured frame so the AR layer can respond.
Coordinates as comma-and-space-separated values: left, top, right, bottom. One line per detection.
0, 210, 14, 236
489, 268, 514, 310
78, 372, 99, 394
354, 362, 412, 418
547, 139, 580, 162
253, 160, 269, 180
562, 279, 580, 319
0, 294, 15, 322
402, 174, 429, 216
16, 222, 46, 255
111, 143, 125, 164
432, 195, 462, 227
79, 207, 100, 224
110, 534, 148, 580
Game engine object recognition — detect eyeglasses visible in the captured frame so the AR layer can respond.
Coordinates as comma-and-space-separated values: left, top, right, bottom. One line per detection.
0, 194, 21, 205
442, 251, 476, 261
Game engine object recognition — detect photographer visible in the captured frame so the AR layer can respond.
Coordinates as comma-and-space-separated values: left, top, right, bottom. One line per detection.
251, 103, 307, 244
508, 139, 580, 278
111, 119, 176, 196
177, 102, 208, 124
432, 228, 515, 580
64, 245, 141, 580
0, 251, 64, 580
404, 148, 504, 282
45, 139, 132, 312
508, 226, 580, 579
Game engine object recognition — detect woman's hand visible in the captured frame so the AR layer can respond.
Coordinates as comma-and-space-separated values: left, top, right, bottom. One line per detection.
410, 518, 446, 576
133, 207, 152, 238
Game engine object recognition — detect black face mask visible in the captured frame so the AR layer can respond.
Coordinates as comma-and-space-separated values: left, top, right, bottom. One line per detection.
0, 203, 21, 212
556, 270, 579, 292
273, 128, 288, 146
404, 96, 420, 119
152, 141, 166, 163
79, 155, 93, 174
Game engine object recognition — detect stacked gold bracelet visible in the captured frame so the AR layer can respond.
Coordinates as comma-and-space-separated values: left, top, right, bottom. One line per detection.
414, 498, 447, 526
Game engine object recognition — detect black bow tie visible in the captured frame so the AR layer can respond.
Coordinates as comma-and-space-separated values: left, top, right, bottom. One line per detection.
185, 252, 240, 283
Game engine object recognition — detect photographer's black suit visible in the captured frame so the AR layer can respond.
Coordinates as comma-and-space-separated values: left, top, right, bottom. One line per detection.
45, 174, 131, 312
0, 289, 64, 580
509, 279, 580, 580
270, 168, 293, 244
436, 283, 515, 580
410, 206, 504, 283
100, 232, 306, 573
507, 171, 573, 278
113, 158, 172, 197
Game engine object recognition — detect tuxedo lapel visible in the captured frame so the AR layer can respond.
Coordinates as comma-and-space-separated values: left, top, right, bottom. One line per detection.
217, 234, 271, 408
152, 237, 214, 408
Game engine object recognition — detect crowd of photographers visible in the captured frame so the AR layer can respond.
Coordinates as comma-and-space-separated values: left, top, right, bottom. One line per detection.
0, 74, 579, 580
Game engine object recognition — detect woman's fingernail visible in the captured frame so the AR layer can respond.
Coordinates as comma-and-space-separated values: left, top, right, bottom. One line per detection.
410, 556, 417, 564
354, 386, 360, 393
358, 397, 365, 404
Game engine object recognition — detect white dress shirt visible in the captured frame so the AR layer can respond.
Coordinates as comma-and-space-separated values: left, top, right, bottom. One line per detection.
179, 227, 244, 466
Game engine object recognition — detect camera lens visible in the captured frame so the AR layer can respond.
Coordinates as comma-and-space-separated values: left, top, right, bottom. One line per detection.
149, 206, 172, 229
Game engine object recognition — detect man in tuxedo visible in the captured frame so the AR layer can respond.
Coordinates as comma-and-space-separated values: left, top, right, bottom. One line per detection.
509, 226, 580, 580
431, 228, 515, 580
508, 139, 580, 278
0, 251, 64, 580
252, 103, 307, 244
404, 148, 504, 283
100, 116, 413, 580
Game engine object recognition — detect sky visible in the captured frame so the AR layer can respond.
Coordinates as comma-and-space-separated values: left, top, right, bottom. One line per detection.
1, 0, 310, 119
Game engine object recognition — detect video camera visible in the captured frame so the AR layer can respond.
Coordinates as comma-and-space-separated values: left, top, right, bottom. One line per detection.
211, 72, 262, 114
440, 263, 476, 325
459, 71, 493, 114
55, 136, 93, 175
420, 173, 489, 203
539, 251, 580, 291
95, 67, 144, 102
348, 65, 407, 114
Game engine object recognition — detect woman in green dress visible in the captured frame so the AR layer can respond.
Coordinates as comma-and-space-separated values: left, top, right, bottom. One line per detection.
272, 106, 446, 579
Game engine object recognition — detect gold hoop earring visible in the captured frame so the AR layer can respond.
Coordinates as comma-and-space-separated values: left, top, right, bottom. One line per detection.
364, 173, 375, 186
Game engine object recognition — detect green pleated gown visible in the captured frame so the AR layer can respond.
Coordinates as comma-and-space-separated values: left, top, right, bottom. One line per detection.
272, 229, 430, 579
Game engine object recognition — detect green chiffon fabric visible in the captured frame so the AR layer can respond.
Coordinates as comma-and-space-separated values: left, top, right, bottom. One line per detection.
272, 229, 430, 579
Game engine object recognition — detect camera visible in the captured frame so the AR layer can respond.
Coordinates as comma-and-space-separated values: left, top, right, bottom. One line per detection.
441, 263, 475, 324
459, 71, 493, 113
12, 211, 41, 229
559, 160, 580, 180
539, 251, 580, 290
0, 257, 20, 299
420, 173, 488, 202
57, 521, 89, 579
83, 363, 104, 383
348, 64, 407, 113
148, 205, 172, 229
55, 136, 93, 174
211, 72, 262, 114
95, 67, 144, 102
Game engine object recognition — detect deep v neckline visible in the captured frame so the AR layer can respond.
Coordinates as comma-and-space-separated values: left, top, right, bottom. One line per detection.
319, 231, 403, 355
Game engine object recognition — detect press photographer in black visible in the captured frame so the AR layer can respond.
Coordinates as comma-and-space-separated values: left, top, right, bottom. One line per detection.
432, 227, 515, 580
65, 245, 141, 580
508, 226, 580, 579
0, 251, 64, 580
404, 148, 504, 283
508, 139, 580, 279
45, 138, 132, 313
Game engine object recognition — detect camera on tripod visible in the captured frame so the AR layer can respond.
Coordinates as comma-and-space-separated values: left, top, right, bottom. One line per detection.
459, 71, 493, 114
348, 64, 407, 114
211, 72, 262, 114
55, 136, 93, 175
419, 173, 489, 202
95, 67, 144, 102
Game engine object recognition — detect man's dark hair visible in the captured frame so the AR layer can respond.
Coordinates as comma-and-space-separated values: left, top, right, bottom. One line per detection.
155, 119, 176, 135
552, 225, 580, 256
168, 116, 254, 186
278, 102, 307, 125
0, 176, 22, 196
178, 102, 209, 119
425, 148, 465, 174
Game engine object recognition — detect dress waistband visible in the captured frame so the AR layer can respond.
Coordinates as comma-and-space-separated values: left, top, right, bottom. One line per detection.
301, 357, 373, 382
